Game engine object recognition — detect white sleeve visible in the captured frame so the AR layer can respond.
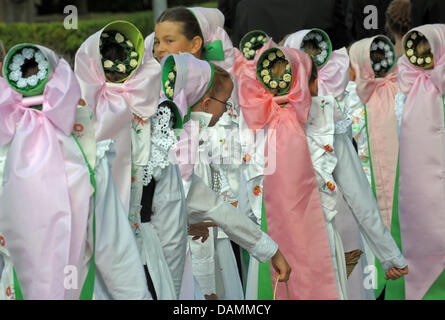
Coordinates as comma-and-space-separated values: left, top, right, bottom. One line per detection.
151, 162, 188, 298
186, 173, 278, 263
93, 140, 152, 300
333, 133, 407, 272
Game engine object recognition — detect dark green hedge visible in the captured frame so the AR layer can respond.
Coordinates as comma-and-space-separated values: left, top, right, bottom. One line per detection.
0, 10, 154, 65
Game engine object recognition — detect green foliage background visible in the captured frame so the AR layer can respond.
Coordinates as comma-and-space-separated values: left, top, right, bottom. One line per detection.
0, 2, 217, 65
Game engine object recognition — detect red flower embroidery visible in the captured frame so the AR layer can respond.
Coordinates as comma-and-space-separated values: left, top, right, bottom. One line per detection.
73, 124, 84, 133
6, 286, 11, 297
243, 154, 251, 163
133, 223, 141, 231
327, 181, 336, 191
324, 144, 333, 153
0, 236, 5, 247
253, 186, 261, 196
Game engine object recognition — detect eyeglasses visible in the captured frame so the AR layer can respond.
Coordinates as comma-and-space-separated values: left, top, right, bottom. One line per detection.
209, 96, 234, 110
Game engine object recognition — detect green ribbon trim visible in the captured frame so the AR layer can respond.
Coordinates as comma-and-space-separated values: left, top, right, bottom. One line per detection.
257, 196, 273, 300
11, 135, 96, 300
72, 134, 97, 300
204, 40, 225, 61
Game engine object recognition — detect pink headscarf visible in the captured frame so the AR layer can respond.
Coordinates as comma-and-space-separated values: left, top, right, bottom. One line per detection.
0, 45, 91, 299
238, 47, 338, 299
188, 7, 235, 72
349, 35, 399, 230
397, 24, 445, 300
75, 22, 161, 213
284, 29, 350, 99
161, 53, 214, 181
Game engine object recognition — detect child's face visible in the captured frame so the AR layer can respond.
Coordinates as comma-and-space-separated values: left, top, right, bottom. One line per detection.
154, 21, 202, 62
195, 77, 234, 127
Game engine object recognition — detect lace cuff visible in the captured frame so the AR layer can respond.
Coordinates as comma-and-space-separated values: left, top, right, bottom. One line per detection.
142, 106, 178, 186
249, 232, 278, 263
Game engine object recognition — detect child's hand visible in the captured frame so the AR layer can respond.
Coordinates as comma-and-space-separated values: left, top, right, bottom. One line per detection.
188, 222, 217, 243
271, 249, 292, 282
385, 266, 409, 280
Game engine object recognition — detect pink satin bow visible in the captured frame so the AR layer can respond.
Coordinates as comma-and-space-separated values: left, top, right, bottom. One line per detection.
238, 47, 338, 300
0, 59, 84, 300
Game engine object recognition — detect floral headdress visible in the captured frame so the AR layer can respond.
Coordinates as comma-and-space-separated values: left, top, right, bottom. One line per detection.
3, 44, 50, 96
240, 30, 269, 60
256, 47, 292, 95
99, 21, 144, 82
370, 36, 396, 76
300, 29, 332, 68
404, 30, 434, 69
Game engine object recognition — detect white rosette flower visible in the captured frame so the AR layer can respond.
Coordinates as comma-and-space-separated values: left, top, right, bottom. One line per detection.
426, 57, 432, 64
316, 54, 324, 64
262, 59, 270, 68
9, 70, 22, 82
387, 50, 394, 58
276, 50, 284, 58
37, 69, 47, 80
22, 48, 35, 60
407, 40, 413, 49
104, 60, 114, 69
384, 44, 390, 52
165, 80, 170, 88
115, 33, 125, 43
250, 37, 256, 43
101, 32, 109, 38
407, 49, 414, 57
321, 50, 328, 59
130, 59, 138, 68
279, 81, 287, 89
417, 57, 424, 65
263, 75, 271, 84
410, 55, 417, 64
268, 52, 276, 61
285, 64, 291, 71
243, 47, 249, 54
371, 43, 378, 51
378, 41, 385, 50
9, 62, 20, 71
381, 60, 388, 68
117, 64, 126, 73
126, 40, 134, 48
249, 49, 255, 56
27, 75, 39, 87
38, 60, 49, 71
373, 63, 381, 71
269, 80, 278, 89
168, 72, 175, 81
261, 69, 269, 77
17, 78, 28, 88
315, 34, 322, 42
35, 51, 45, 63
12, 53, 25, 65
245, 42, 252, 48
388, 57, 394, 66
283, 73, 292, 82
131, 51, 138, 58
258, 35, 264, 41
319, 41, 328, 50
262, 37, 267, 43
411, 32, 418, 40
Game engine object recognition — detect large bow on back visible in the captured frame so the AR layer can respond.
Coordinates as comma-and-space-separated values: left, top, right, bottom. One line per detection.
0, 59, 85, 300
75, 31, 161, 213
350, 36, 400, 231
396, 24, 445, 301
238, 47, 338, 300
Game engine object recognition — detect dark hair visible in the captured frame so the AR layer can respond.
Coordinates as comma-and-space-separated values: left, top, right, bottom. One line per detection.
21, 57, 39, 78
209, 64, 232, 97
156, 7, 205, 56
370, 49, 390, 78
386, 0, 412, 39
101, 41, 128, 82
309, 56, 318, 85
302, 39, 322, 57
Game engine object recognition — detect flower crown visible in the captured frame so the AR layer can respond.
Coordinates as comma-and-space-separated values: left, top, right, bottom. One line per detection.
100, 30, 139, 74
5, 45, 49, 94
240, 30, 269, 60
163, 60, 177, 100
300, 29, 332, 68
257, 48, 292, 95
404, 31, 434, 69
370, 36, 396, 75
